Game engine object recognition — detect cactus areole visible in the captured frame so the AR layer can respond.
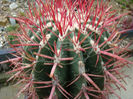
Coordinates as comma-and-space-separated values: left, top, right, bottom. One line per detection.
5, 0, 133, 99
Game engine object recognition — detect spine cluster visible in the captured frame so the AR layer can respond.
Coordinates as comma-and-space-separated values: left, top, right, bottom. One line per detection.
3, 0, 132, 99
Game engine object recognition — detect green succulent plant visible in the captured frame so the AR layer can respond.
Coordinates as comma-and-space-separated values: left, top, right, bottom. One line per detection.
6, 24, 19, 44
2, 0, 133, 99
115, 0, 133, 9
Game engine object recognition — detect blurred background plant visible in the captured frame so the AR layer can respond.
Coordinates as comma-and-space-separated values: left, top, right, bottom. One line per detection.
6, 24, 20, 44
115, 0, 133, 12
112, 0, 133, 39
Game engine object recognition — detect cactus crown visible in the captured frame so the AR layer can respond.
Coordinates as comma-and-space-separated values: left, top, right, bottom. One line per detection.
5, 0, 132, 99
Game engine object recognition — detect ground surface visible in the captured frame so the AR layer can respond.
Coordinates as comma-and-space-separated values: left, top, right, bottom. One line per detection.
0, 84, 24, 99
110, 57, 133, 99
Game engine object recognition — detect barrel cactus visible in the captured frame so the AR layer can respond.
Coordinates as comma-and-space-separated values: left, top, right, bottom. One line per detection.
4, 0, 133, 99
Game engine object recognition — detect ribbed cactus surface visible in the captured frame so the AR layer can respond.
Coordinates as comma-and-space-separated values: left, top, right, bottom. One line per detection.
5, 0, 133, 99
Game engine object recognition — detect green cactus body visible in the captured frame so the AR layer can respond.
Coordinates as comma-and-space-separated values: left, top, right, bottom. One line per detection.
6, 0, 133, 99
23, 18, 109, 98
